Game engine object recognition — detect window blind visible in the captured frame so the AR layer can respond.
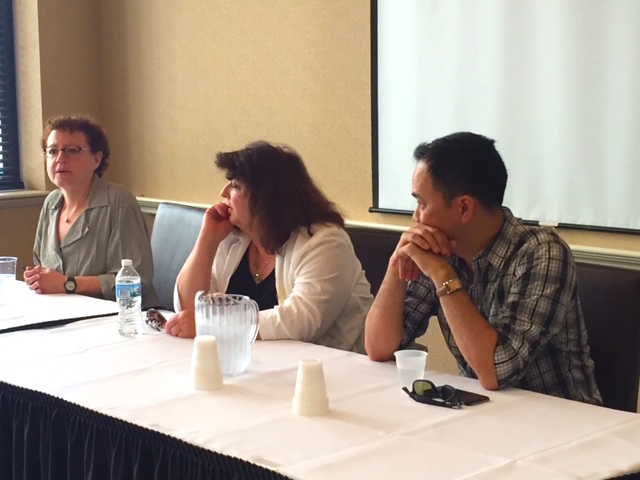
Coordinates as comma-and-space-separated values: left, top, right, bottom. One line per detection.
0, 0, 23, 191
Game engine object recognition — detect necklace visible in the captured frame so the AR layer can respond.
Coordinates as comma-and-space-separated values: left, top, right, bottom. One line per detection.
62, 194, 89, 224
251, 244, 273, 283
63, 206, 82, 224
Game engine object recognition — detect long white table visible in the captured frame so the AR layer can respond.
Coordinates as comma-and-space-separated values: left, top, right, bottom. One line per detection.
1, 316, 639, 479
0, 281, 118, 332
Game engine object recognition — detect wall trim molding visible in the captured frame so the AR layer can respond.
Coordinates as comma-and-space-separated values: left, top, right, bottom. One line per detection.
569, 247, 640, 270
0, 190, 48, 209
137, 197, 640, 271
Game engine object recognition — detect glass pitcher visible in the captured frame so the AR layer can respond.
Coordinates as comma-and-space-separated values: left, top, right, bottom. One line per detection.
195, 292, 259, 376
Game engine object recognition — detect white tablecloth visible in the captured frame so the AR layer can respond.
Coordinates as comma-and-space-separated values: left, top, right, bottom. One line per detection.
0, 281, 118, 331
1, 316, 639, 479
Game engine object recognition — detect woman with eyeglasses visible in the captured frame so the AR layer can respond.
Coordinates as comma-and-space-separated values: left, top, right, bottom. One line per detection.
23, 115, 158, 306
168, 141, 373, 353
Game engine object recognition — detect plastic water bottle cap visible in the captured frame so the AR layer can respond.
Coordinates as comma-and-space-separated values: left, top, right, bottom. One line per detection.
121, 259, 133, 267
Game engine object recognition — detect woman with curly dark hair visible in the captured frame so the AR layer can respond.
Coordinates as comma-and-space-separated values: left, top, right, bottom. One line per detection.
169, 141, 372, 352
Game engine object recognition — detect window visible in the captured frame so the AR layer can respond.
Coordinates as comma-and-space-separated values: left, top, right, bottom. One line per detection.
0, 0, 23, 190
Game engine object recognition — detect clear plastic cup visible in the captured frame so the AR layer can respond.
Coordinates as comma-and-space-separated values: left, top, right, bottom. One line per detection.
394, 349, 427, 390
0, 257, 18, 308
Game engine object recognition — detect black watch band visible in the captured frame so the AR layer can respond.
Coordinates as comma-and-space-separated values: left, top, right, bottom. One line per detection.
64, 276, 77, 294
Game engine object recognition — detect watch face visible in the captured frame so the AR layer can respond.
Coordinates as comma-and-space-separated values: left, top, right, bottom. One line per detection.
64, 279, 76, 293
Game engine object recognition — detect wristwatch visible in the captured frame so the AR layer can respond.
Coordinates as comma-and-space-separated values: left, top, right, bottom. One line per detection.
64, 276, 77, 294
436, 278, 463, 298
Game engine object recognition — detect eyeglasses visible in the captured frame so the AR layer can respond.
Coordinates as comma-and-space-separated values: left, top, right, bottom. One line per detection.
45, 146, 90, 159
402, 379, 462, 409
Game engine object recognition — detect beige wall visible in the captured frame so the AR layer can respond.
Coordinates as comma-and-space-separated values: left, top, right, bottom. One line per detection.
98, 1, 372, 212
37, 1, 102, 119
4, 0, 639, 393
0, 204, 41, 269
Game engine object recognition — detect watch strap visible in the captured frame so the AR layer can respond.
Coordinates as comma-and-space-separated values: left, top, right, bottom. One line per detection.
436, 278, 463, 298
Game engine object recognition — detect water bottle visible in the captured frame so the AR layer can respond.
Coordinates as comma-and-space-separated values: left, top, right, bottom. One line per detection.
116, 259, 142, 337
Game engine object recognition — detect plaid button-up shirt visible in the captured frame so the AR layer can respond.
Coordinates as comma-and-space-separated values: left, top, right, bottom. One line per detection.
401, 208, 602, 405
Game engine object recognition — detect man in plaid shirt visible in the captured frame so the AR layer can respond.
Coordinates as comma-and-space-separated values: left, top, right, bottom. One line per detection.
365, 132, 601, 404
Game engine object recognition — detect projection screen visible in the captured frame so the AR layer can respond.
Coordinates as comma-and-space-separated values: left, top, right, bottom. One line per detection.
374, 0, 640, 232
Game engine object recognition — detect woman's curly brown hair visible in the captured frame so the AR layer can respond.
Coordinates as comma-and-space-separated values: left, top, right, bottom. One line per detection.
41, 115, 110, 178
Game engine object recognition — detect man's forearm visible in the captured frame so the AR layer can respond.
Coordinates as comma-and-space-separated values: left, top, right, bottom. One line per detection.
439, 292, 499, 389
365, 263, 408, 361
403, 245, 499, 388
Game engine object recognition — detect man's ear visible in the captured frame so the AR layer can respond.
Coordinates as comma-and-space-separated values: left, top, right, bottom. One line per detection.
457, 195, 475, 224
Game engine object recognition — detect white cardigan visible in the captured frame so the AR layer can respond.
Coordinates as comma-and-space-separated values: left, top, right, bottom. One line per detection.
176, 224, 373, 352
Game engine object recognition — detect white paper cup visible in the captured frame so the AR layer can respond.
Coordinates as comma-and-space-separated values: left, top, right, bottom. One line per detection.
292, 359, 329, 416
190, 335, 223, 391
394, 349, 427, 390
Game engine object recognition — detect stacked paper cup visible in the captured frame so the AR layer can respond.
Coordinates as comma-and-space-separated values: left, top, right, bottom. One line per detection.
190, 335, 223, 391
292, 359, 329, 416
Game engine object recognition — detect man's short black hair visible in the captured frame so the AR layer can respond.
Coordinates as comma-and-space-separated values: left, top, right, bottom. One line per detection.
413, 132, 508, 209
